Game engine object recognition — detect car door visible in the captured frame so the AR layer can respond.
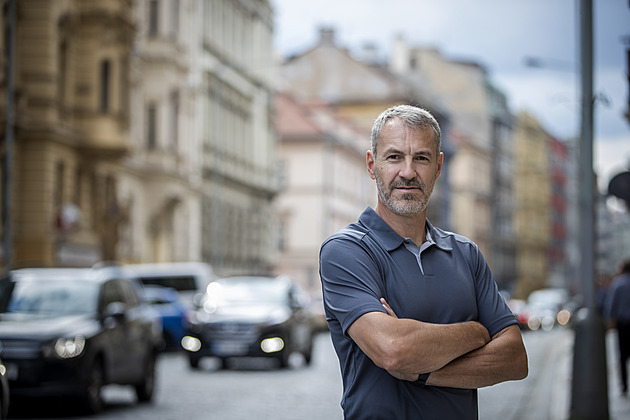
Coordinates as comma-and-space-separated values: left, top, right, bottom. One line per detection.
288, 285, 312, 352
100, 279, 132, 383
117, 279, 150, 381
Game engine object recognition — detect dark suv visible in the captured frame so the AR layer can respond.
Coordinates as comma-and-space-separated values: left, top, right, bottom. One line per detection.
0, 265, 160, 413
183, 275, 314, 369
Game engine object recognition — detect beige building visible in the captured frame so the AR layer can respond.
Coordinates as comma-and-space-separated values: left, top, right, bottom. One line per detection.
120, 0, 202, 264
279, 28, 451, 231
274, 92, 374, 294
280, 29, 446, 134
0, 0, 136, 267
0, 0, 278, 272
196, 0, 278, 276
513, 111, 552, 298
390, 41, 495, 262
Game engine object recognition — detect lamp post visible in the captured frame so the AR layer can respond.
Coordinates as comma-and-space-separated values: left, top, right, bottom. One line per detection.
570, 0, 609, 418
2, 0, 16, 273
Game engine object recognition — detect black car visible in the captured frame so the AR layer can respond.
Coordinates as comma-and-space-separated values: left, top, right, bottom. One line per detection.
183, 275, 314, 369
0, 265, 159, 413
0, 357, 9, 419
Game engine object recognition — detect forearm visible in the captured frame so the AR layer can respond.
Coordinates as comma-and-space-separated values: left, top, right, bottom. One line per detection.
426, 324, 528, 389
349, 312, 490, 374
392, 319, 491, 374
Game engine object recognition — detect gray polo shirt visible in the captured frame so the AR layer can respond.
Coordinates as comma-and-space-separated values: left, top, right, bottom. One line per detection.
319, 207, 517, 420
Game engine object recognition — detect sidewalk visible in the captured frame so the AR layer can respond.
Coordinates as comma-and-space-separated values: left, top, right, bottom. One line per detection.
553, 329, 630, 419
604, 331, 630, 420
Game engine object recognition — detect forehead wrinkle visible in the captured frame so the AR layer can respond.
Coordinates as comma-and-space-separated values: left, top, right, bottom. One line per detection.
379, 123, 436, 158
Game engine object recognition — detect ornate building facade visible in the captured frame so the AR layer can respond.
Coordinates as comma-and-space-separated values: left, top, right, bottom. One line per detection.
0, 0, 278, 274
1, 0, 136, 267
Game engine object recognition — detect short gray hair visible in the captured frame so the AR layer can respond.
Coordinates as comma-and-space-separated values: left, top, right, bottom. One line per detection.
370, 105, 441, 156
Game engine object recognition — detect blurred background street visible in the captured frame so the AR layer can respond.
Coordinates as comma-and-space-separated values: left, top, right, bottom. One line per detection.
5, 328, 630, 420
0, 1, 629, 419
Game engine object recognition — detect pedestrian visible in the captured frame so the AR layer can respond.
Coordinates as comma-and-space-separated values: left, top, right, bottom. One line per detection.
319, 104, 528, 419
604, 257, 630, 396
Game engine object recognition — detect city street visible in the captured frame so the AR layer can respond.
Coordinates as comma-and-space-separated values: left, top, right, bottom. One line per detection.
5, 327, 617, 420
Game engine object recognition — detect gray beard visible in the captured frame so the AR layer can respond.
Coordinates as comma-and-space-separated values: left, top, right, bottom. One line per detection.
375, 174, 431, 216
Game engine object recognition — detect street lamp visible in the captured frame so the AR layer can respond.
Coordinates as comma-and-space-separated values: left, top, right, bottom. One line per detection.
2, 0, 16, 273
570, 0, 609, 418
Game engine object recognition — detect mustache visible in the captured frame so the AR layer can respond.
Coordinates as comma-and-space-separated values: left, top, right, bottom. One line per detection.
390, 179, 424, 190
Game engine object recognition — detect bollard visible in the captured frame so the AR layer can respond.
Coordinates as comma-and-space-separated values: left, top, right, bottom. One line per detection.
570, 307, 609, 420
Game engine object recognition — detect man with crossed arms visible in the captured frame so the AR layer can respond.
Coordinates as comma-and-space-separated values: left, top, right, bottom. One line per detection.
319, 105, 528, 419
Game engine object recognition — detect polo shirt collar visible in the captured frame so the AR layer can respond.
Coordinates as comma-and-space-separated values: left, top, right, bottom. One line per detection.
358, 207, 452, 252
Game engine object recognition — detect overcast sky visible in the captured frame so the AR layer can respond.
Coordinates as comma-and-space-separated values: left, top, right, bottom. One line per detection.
271, 0, 630, 193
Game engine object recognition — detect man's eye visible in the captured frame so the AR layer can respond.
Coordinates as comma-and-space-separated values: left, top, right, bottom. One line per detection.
387, 155, 401, 160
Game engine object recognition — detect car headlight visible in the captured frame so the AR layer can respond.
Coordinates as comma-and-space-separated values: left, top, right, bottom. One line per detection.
261, 337, 284, 353
53, 336, 86, 359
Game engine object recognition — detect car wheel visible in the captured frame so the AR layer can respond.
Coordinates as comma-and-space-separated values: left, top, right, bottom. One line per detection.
189, 354, 200, 369
278, 348, 290, 368
303, 342, 313, 365
135, 352, 156, 402
83, 360, 105, 414
0, 382, 7, 420
219, 358, 229, 370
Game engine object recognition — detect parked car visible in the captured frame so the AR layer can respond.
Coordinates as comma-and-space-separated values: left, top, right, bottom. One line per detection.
126, 262, 215, 310
0, 357, 9, 419
0, 265, 159, 413
182, 275, 314, 369
142, 285, 190, 351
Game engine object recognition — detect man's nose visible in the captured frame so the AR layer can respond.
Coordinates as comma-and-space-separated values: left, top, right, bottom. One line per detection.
398, 158, 416, 179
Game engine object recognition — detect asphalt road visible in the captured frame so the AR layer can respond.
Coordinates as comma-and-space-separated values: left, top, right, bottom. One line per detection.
8, 328, 574, 420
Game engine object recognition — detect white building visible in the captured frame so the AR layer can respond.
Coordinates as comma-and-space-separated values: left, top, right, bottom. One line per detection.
274, 92, 374, 295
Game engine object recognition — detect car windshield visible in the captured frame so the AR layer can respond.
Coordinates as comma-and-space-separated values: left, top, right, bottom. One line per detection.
209, 277, 287, 306
0, 276, 99, 316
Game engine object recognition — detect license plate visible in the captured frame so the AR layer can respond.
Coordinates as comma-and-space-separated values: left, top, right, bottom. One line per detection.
4, 363, 18, 381
211, 341, 248, 356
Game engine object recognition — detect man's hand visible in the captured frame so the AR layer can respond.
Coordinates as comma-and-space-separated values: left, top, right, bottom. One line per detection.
380, 298, 397, 318
347, 298, 490, 377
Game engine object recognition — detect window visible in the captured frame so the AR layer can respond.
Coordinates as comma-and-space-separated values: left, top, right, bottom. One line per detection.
102, 280, 125, 306
55, 161, 65, 211
170, 0, 179, 40
169, 90, 179, 151
148, 0, 159, 38
147, 104, 157, 150
99, 60, 110, 113
58, 41, 68, 110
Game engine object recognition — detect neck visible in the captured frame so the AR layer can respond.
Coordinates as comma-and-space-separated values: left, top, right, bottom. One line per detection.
374, 203, 428, 245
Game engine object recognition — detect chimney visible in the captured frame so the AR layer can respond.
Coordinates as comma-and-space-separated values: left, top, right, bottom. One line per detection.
319, 27, 336, 46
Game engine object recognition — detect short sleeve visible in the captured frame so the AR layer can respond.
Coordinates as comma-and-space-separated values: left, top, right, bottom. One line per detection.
319, 235, 387, 336
470, 244, 517, 336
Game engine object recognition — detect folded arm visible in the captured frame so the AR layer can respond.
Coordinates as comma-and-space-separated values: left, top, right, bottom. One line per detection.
426, 323, 528, 388
347, 298, 491, 375
349, 298, 528, 389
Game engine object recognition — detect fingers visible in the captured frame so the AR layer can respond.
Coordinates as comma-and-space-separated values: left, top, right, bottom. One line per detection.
380, 298, 398, 318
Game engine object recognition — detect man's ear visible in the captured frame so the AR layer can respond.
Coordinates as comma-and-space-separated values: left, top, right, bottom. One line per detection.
366, 150, 376, 179
435, 152, 444, 179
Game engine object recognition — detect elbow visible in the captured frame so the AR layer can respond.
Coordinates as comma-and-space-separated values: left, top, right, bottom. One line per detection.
375, 336, 429, 373
371, 336, 409, 372
374, 344, 403, 372
513, 349, 529, 381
